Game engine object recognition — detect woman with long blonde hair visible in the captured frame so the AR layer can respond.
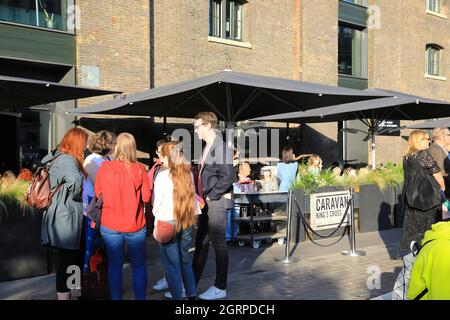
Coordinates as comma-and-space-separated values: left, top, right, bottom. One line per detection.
153, 141, 200, 300
400, 129, 445, 251
95, 132, 150, 300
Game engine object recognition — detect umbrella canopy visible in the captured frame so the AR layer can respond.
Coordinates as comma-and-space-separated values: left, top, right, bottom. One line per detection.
251, 89, 450, 123
405, 118, 450, 130
66, 70, 390, 121
0, 75, 120, 109
251, 88, 450, 168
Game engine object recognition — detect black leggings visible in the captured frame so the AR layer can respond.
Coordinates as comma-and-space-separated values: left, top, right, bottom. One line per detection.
56, 248, 83, 293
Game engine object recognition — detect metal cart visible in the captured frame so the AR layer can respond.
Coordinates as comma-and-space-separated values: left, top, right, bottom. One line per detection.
233, 191, 289, 249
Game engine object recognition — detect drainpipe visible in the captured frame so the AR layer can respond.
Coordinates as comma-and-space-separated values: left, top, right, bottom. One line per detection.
149, 0, 154, 89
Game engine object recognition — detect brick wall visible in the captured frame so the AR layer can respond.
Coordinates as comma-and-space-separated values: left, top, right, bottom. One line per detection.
153, 0, 298, 85
76, 1, 150, 107
369, 0, 450, 166
297, 0, 340, 164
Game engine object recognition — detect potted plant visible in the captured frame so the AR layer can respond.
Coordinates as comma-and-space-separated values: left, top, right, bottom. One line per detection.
38, 0, 55, 29
0, 180, 49, 281
291, 163, 404, 238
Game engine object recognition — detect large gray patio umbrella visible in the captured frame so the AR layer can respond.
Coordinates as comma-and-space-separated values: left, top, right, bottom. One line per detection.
404, 117, 450, 130
66, 70, 389, 122
252, 89, 450, 168
0, 75, 120, 109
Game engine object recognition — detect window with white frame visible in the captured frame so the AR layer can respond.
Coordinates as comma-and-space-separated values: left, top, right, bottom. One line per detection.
427, 0, 441, 13
426, 44, 443, 77
209, 0, 243, 41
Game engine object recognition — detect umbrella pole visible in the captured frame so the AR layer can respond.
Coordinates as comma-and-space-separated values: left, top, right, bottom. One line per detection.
163, 117, 167, 136
48, 110, 53, 153
371, 131, 376, 169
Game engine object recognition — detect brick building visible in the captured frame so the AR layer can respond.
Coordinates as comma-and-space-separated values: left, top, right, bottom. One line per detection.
0, 0, 449, 171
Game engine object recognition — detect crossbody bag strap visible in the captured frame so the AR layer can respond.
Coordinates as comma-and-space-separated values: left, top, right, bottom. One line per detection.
412, 239, 435, 300
47, 153, 63, 198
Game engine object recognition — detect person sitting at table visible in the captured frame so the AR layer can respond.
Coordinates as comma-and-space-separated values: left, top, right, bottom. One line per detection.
276, 146, 299, 192
258, 166, 279, 192
308, 154, 323, 175
238, 162, 252, 183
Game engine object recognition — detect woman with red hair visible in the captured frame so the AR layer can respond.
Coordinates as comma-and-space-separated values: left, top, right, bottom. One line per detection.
40, 127, 88, 300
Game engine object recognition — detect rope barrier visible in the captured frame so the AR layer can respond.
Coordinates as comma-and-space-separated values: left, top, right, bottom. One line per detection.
292, 195, 352, 239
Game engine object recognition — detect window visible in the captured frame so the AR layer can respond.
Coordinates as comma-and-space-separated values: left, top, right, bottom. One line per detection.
209, 0, 243, 41
426, 44, 443, 77
0, 0, 71, 32
427, 0, 441, 13
338, 24, 368, 78
341, 0, 368, 7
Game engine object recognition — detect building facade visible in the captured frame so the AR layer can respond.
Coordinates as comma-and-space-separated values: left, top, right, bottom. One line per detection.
1, 0, 449, 172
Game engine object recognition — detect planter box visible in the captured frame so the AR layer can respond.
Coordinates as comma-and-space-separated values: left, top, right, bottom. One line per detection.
394, 185, 404, 228
292, 184, 402, 243
0, 199, 49, 282
358, 184, 397, 233
292, 186, 350, 242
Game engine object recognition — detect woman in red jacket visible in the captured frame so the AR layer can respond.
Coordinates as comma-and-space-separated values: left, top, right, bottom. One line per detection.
95, 133, 150, 300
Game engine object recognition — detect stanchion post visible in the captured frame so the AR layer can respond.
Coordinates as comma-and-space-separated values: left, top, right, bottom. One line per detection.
342, 187, 366, 257
276, 190, 299, 263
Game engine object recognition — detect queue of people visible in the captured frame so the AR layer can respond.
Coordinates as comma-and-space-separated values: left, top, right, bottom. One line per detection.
35, 111, 235, 301
22, 113, 450, 301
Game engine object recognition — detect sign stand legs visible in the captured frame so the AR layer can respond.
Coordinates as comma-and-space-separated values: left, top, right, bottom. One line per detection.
276, 190, 299, 264
342, 188, 366, 257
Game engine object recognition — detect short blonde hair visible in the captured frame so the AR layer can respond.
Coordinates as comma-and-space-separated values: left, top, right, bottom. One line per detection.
114, 133, 137, 163
432, 127, 448, 142
405, 130, 429, 157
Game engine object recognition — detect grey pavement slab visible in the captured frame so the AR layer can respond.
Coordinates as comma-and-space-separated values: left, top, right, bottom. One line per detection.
0, 228, 403, 300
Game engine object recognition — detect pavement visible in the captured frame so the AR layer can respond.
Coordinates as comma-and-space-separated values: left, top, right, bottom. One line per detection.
0, 228, 404, 300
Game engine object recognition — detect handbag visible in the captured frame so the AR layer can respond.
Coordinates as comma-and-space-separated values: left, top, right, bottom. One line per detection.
153, 220, 176, 244
80, 249, 110, 300
405, 159, 442, 211
392, 240, 433, 300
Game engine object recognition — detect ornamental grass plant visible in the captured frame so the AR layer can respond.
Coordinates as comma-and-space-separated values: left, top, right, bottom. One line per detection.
292, 162, 404, 194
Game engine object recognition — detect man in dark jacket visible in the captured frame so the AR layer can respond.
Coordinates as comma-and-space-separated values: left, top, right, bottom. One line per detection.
192, 111, 235, 300
428, 127, 450, 197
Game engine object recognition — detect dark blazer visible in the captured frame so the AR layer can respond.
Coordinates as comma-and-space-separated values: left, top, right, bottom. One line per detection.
428, 142, 450, 197
427, 143, 449, 177
199, 135, 235, 201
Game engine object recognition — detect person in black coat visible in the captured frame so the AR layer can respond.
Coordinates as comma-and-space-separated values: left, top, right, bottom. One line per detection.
401, 130, 445, 251
192, 112, 235, 300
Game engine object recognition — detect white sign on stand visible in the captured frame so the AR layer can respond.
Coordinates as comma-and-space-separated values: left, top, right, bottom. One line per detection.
310, 191, 351, 231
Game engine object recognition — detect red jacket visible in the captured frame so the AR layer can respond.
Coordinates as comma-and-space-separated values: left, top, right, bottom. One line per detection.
95, 160, 151, 233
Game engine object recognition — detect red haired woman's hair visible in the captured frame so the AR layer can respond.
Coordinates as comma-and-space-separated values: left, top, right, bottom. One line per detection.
58, 128, 88, 177
161, 141, 196, 232
18, 168, 33, 182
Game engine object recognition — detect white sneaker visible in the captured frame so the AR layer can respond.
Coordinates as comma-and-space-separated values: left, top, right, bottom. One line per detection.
164, 289, 187, 299
198, 286, 226, 300
153, 278, 168, 291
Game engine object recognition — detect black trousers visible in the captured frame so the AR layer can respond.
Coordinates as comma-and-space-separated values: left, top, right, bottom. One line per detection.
192, 196, 229, 290
56, 248, 83, 293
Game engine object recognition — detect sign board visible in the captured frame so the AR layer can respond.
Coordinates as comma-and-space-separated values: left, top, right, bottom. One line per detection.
378, 120, 400, 136
310, 191, 351, 231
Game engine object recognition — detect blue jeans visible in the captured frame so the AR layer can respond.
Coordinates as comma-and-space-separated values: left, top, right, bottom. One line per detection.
226, 207, 240, 241
84, 216, 101, 272
159, 225, 197, 299
100, 226, 147, 300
